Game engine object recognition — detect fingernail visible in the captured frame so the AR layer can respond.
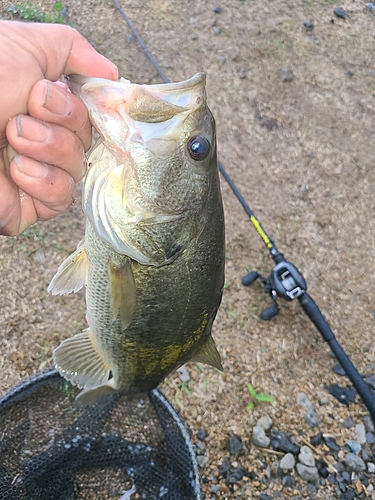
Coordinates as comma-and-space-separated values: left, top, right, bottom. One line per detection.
17, 115, 50, 143
14, 155, 48, 178
43, 82, 72, 116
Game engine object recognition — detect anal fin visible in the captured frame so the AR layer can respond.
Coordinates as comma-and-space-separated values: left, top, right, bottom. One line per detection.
109, 258, 136, 331
191, 335, 223, 371
48, 240, 88, 295
53, 328, 111, 390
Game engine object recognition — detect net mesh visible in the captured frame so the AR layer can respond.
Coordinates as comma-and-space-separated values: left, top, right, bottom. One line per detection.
0, 369, 201, 500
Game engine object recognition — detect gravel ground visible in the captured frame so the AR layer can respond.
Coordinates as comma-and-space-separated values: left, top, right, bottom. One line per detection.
0, 0, 375, 498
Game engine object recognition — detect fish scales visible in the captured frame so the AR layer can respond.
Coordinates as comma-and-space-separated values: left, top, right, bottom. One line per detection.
49, 73, 225, 406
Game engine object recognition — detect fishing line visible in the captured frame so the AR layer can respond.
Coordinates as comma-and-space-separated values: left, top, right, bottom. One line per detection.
111, 0, 375, 423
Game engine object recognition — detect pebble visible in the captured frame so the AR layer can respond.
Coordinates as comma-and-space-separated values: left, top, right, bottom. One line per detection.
282, 475, 296, 488
334, 7, 346, 19
319, 396, 330, 406
303, 21, 314, 31
366, 432, 375, 444
346, 440, 361, 454
364, 374, 375, 388
307, 482, 317, 493
279, 453, 295, 470
214, 7, 222, 13
189, 17, 197, 24
252, 426, 270, 448
343, 453, 366, 472
212, 25, 221, 35
127, 34, 134, 43
355, 423, 366, 444
259, 495, 272, 500
316, 459, 329, 478
279, 68, 293, 82
217, 55, 226, 64
177, 365, 190, 383
257, 415, 273, 432
342, 417, 355, 429
324, 436, 340, 451
304, 407, 320, 428
270, 431, 300, 454
296, 463, 320, 482
297, 392, 312, 408
197, 429, 208, 441
210, 484, 220, 493
197, 455, 207, 467
311, 34, 320, 45
226, 464, 244, 483
227, 435, 242, 455
270, 461, 281, 477
368, 462, 375, 473
366, 2, 375, 10
363, 415, 375, 433
325, 384, 357, 405
298, 446, 315, 467
333, 363, 346, 376
310, 432, 323, 446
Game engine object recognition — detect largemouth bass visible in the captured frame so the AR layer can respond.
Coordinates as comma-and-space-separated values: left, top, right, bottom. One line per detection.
49, 73, 225, 407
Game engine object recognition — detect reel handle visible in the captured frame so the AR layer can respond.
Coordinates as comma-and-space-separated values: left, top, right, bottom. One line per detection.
242, 271, 259, 286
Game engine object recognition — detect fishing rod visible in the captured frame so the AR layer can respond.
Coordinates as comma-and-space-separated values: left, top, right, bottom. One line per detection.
111, 0, 375, 423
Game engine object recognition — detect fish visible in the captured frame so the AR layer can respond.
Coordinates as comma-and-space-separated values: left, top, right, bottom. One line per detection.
48, 73, 225, 407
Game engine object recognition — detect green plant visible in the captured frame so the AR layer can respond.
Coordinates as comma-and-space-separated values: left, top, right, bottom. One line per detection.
7, 1, 66, 24
246, 383, 274, 410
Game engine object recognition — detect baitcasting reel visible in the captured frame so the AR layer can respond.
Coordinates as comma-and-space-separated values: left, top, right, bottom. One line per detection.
242, 259, 307, 320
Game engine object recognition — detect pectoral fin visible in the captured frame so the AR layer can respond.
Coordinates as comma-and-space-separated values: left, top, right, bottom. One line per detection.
48, 241, 88, 295
53, 328, 111, 390
191, 335, 223, 371
109, 258, 136, 331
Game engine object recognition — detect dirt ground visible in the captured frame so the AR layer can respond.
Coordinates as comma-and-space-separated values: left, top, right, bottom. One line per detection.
0, 0, 375, 499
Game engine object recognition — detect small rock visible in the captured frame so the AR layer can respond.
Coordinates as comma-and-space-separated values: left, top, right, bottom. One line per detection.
306, 151, 316, 158
197, 429, 208, 441
316, 459, 329, 478
344, 453, 366, 472
324, 436, 340, 451
189, 17, 197, 24
333, 363, 346, 376
280, 453, 295, 470
197, 455, 207, 468
362, 447, 370, 461
365, 374, 375, 388
346, 440, 361, 454
218, 459, 231, 474
282, 475, 296, 488
238, 68, 247, 79
279, 68, 293, 82
177, 365, 190, 383
299, 446, 315, 466
346, 70, 354, 78
340, 490, 356, 500
226, 464, 244, 483
328, 473, 336, 485
257, 415, 273, 432
297, 392, 312, 408
304, 407, 320, 428
212, 25, 221, 35
270, 431, 300, 454
303, 21, 314, 31
127, 34, 134, 43
366, 432, 375, 444
363, 415, 375, 433
270, 461, 281, 477
319, 396, 330, 406
355, 423, 366, 445
259, 495, 272, 500
307, 482, 317, 493
325, 384, 357, 405
196, 439, 206, 451
214, 7, 222, 13
296, 463, 319, 482
366, 2, 375, 11
368, 462, 375, 473
311, 34, 320, 45
217, 55, 226, 64
341, 471, 351, 483
252, 426, 270, 448
368, 69, 375, 78
342, 417, 355, 429
310, 432, 323, 446
227, 435, 242, 455
334, 7, 346, 19
210, 484, 220, 493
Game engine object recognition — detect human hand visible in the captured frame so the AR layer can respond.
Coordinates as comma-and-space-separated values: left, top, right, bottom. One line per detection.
0, 21, 118, 236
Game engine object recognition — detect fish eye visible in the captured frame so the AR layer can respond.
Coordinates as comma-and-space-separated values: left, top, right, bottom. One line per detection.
187, 136, 210, 161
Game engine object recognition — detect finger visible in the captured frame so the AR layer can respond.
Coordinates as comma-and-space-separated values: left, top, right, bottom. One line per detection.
28, 80, 93, 151
8, 155, 76, 229
6, 115, 86, 183
0, 165, 22, 236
